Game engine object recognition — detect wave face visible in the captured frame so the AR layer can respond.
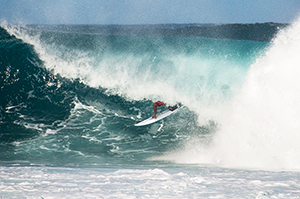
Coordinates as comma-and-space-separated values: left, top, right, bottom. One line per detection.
1, 21, 289, 169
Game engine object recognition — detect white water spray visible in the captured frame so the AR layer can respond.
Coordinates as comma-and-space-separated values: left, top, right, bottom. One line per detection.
214, 17, 300, 170
160, 17, 300, 171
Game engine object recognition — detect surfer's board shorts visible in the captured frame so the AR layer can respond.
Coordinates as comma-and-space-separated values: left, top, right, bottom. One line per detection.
155, 101, 165, 107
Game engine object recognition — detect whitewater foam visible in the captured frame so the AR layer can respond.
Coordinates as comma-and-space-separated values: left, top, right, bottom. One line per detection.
162, 17, 300, 171
216, 17, 300, 170
1, 166, 300, 198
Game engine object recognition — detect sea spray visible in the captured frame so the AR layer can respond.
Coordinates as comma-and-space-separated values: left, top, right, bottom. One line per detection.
214, 17, 300, 170
162, 17, 300, 171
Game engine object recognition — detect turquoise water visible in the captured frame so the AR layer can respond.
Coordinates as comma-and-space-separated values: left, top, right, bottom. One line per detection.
1, 20, 300, 197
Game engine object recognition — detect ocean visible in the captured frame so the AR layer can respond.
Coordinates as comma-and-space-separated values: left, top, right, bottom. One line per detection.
1, 18, 300, 198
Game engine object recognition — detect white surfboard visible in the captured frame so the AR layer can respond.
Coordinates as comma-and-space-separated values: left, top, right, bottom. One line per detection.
135, 105, 179, 126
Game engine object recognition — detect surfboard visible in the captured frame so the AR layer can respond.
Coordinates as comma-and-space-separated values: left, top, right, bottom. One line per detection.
134, 105, 179, 126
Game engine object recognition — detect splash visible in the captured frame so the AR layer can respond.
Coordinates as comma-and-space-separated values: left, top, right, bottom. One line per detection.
162, 17, 300, 171
215, 17, 300, 170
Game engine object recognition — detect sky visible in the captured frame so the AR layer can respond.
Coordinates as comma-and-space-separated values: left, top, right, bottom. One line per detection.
1, 0, 300, 25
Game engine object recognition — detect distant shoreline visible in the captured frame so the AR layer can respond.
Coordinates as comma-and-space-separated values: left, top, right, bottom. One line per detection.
26, 22, 289, 42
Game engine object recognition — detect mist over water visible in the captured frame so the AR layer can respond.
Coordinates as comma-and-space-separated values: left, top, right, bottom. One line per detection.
217, 18, 300, 170
160, 18, 300, 171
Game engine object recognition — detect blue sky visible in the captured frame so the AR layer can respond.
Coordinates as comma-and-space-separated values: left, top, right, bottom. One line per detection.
1, 0, 300, 24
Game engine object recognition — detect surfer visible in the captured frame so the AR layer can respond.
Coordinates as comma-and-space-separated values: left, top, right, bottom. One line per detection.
134, 100, 179, 126
152, 101, 172, 119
